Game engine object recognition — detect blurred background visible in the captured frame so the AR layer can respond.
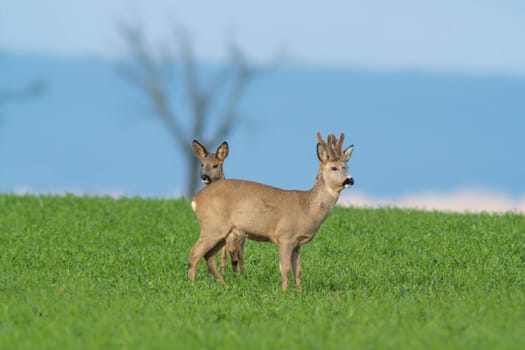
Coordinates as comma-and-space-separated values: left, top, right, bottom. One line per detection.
1, 0, 524, 213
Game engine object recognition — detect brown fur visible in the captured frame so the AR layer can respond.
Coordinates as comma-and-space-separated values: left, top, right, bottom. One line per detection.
188, 132, 354, 291
191, 139, 246, 274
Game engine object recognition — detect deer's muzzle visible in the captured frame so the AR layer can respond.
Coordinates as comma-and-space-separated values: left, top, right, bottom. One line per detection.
201, 175, 212, 184
343, 177, 354, 188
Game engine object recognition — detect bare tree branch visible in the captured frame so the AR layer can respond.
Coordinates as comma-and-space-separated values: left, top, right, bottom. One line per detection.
177, 31, 207, 139
209, 70, 252, 146
116, 20, 279, 197
117, 21, 188, 151
0, 80, 45, 107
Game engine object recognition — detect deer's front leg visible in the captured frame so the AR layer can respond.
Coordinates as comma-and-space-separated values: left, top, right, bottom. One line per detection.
291, 245, 302, 292
278, 241, 294, 291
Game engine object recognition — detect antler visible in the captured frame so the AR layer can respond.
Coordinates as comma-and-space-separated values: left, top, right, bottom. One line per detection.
316, 131, 326, 147
317, 132, 346, 160
317, 132, 330, 157
335, 133, 345, 155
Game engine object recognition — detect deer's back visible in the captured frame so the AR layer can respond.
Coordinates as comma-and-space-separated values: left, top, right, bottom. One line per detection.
193, 179, 313, 241
193, 179, 303, 211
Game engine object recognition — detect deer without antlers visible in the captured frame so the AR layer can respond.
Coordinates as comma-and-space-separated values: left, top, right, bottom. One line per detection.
188, 132, 354, 291
191, 139, 246, 274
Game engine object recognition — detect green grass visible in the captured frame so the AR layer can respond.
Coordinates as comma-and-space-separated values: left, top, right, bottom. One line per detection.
1, 194, 524, 349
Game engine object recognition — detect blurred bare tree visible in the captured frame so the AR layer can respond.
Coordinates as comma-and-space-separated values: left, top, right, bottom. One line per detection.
0, 57, 45, 112
117, 22, 278, 198
0, 58, 45, 147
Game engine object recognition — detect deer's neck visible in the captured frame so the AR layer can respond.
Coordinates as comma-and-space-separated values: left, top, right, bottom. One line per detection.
306, 171, 341, 219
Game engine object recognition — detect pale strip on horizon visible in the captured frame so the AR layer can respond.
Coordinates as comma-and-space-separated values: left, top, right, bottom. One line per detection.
340, 189, 525, 214
9, 186, 525, 215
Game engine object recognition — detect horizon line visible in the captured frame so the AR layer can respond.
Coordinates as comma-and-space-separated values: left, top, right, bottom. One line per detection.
5, 186, 525, 215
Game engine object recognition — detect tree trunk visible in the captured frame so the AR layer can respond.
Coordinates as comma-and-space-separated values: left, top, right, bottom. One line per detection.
186, 151, 201, 198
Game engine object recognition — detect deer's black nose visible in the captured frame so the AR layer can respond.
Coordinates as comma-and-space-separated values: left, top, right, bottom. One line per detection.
343, 177, 354, 187
201, 175, 211, 184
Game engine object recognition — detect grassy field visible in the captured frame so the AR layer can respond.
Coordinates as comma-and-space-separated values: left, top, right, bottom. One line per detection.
0, 194, 523, 349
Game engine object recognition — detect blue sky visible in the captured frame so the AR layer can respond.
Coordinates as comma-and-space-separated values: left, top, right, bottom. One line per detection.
1, 1, 525, 212
2, 0, 525, 75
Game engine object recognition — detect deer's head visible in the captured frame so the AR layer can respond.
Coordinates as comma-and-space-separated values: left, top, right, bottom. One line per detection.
192, 140, 229, 185
316, 132, 354, 193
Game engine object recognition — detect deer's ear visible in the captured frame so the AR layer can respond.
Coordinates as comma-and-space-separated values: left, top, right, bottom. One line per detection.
317, 143, 329, 162
192, 140, 208, 159
216, 142, 229, 160
343, 144, 354, 162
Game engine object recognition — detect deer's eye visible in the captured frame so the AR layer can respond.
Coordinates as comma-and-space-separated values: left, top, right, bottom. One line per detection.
213, 164, 219, 169
200, 163, 204, 167
331, 166, 338, 171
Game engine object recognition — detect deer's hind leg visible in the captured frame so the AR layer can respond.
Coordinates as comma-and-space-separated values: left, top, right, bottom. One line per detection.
237, 235, 246, 274
220, 246, 228, 273
204, 239, 227, 283
221, 229, 245, 274
227, 231, 241, 273
188, 227, 229, 284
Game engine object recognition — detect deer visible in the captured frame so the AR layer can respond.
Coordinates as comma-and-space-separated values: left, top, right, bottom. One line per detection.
188, 132, 354, 291
191, 139, 247, 274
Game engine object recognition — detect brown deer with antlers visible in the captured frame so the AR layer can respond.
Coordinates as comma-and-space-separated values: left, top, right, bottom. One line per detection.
188, 132, 354, 291
191, 140, 246, 274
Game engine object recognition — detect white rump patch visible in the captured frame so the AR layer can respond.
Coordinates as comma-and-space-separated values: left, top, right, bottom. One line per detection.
191, 200, 197, 211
